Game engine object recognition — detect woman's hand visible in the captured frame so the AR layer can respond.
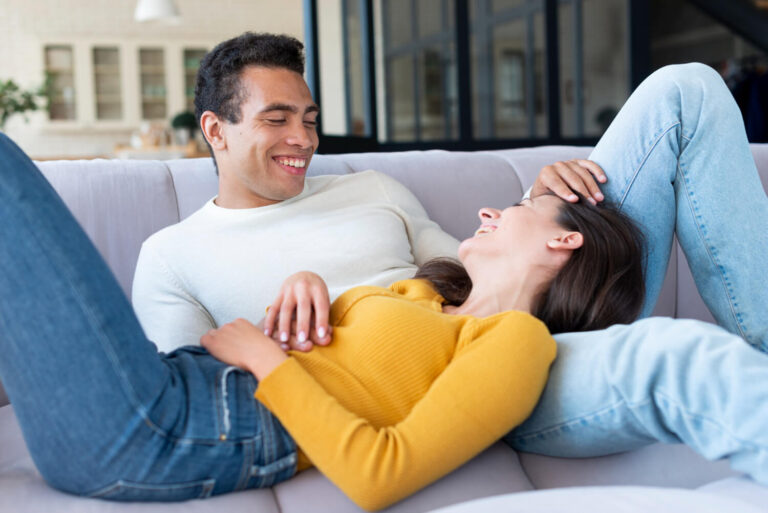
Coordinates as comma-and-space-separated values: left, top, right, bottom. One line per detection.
201, 319, 287, 381
263, 271, 332, 352
531, 159, 607, 205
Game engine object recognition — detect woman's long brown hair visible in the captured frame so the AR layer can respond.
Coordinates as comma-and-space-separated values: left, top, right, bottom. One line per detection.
415, 195, 646, 333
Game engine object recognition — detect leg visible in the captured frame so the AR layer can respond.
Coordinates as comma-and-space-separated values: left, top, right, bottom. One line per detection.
506, 65, 768, 470
591, 63, 768, 351
506, 318, 768, 484
0, 134, 295, 499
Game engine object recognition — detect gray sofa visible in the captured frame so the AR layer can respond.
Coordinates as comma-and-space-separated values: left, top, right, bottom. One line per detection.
1, 145, 767, 512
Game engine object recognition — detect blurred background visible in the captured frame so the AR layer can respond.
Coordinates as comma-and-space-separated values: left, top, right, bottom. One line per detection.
1, 0, 766, 159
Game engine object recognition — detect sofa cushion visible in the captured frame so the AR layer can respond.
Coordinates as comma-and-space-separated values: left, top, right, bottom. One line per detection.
316, 150, 525, 241
424, 486, 767, 513
35, 159, 180, 300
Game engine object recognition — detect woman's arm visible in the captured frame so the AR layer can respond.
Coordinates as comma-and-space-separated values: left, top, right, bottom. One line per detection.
251, 313, 555, 511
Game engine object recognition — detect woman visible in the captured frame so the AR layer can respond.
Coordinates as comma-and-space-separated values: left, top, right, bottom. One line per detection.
0, 130, 644, 511
200, 194, 646, 510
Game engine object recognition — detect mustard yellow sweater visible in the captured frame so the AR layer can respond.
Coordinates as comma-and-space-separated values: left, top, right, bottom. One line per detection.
254, 279, 556, 511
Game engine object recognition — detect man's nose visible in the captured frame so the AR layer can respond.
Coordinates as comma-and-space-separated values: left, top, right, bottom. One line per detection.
478, 207, 501, 221
286, 120, 315, 149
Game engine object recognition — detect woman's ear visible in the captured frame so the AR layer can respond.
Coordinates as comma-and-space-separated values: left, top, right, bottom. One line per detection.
547, 231, 584, 251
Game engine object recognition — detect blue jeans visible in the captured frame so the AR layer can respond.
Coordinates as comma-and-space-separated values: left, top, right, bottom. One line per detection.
506, 64, 768, 484
0, 133, 297, 499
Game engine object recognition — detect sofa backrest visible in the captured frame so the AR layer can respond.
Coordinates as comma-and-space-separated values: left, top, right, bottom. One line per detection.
0, 144, 754, 409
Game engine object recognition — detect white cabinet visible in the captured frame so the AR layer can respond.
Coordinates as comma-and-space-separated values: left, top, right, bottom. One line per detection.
42, 40, 211, 130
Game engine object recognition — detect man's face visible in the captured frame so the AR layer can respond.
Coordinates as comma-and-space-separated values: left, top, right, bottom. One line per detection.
215, 66, 319, 208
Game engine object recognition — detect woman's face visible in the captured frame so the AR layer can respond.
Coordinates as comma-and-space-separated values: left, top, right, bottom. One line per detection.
458, 194, 572, 270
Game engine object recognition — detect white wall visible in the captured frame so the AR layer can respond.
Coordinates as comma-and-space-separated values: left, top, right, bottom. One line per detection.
0, 0, 304, 158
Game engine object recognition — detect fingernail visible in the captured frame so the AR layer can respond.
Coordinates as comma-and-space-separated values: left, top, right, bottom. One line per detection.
281, 343, 289, 351
600, 175, 607, 182
301, 342, 311, 350
280, 332, 289, 342
595, 192, 604, 201
264, 328, 271, 336
569, 194, 578, 202
588, 197, 597, 205
317, 327, 326, 338
298, 331, 307, 343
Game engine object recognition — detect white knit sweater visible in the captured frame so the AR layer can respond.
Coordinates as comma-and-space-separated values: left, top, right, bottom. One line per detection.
132, 170, 460, 353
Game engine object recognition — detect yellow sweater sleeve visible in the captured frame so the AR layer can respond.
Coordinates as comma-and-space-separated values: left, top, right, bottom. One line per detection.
254, 312, 555, 511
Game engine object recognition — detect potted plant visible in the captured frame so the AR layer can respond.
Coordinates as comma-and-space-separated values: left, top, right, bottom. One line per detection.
0, 78, 49, 131
171, 110, 197, 145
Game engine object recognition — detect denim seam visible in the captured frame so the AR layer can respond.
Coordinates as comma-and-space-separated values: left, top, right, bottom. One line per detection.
508, 398, 633, 442
617, 122, 681, 208
676, 162, 748, 341
652, 388, 765, 452
234, 438, 255, 491
219, 366, 239, 437
19, 209, 159, 437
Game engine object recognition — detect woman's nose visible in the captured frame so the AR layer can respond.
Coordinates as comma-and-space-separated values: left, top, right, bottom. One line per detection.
478, 207, 501, 221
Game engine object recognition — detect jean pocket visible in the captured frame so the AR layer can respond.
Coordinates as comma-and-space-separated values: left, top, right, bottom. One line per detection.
90, 478, 216, 501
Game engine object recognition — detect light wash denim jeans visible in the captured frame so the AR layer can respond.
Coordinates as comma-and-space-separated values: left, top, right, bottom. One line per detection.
0, 133, 297, 499
505, 63, 768, 484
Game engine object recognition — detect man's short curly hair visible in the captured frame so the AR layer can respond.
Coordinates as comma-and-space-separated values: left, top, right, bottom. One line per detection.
194, 32, 305, 126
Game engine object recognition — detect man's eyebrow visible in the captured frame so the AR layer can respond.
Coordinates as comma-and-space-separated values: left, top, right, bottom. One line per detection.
259, 103, 298, 114
259, 103, 320, 115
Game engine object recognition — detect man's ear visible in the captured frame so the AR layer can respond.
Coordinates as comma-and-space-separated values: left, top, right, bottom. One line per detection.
200, 111, 227, 151
547, 231, 584, 251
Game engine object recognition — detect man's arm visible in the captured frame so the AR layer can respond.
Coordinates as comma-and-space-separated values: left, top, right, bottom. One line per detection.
132, 242, 217, 353
373, 172, 461, 265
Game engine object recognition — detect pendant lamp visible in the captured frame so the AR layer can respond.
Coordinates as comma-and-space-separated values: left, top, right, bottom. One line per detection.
134, 0, 181, 23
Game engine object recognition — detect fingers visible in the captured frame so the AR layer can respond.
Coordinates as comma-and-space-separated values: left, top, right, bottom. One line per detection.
262, 271, 332, 352
294, 284, 313, 350
311, 282, 331, 344
574, 159, 607, 184
533, 159, 607, 205
278, 293, 297, 348
557, 161, 604, 205
263, 299, 279, 338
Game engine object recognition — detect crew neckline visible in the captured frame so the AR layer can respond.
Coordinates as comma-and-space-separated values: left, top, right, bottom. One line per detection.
203, 177, 316, 216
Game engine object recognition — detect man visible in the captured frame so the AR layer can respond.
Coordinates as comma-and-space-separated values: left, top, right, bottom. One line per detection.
133, 32, 768, 478
132, 33, 460, 353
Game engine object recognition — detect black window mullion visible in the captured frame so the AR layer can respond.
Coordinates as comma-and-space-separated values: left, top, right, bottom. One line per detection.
360, 0, 377, 139
411, 0, 422, 141
573, 0, 584, 136
455, 0, 473, 142
544, 0, 562, 142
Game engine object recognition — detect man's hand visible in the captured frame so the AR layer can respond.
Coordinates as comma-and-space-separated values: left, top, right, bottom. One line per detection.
263, 271, 332, 352
201, 319, 287, 381
531, 159, 607, 205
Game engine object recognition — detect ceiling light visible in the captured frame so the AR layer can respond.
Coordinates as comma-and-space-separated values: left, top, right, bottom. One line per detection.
134, 0, 181, 23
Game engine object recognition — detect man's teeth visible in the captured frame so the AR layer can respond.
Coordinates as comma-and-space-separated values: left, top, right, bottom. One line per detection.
276, 158, 306, 168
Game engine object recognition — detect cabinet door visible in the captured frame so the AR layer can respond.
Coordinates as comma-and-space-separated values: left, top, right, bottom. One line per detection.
44, 45, 77, 121
183, 48, 207, 112
93, 46, 123, 121
139, 48, 167, 120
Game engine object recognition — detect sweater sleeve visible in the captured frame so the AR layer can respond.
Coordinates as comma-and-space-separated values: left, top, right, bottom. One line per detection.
372, 172, 460, 265
254, 313, 556, 511
132, 242, 217, 353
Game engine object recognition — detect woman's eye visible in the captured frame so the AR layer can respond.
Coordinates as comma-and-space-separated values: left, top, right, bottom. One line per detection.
266, 118, 286, 124
304, 120, 318, 127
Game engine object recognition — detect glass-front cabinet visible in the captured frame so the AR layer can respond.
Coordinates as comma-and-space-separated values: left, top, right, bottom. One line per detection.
183, 49, 207, 112
44, 45, 77, 121
92, 47, 123, 121
40, 41, 210, 129
139, 48, 167, 120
